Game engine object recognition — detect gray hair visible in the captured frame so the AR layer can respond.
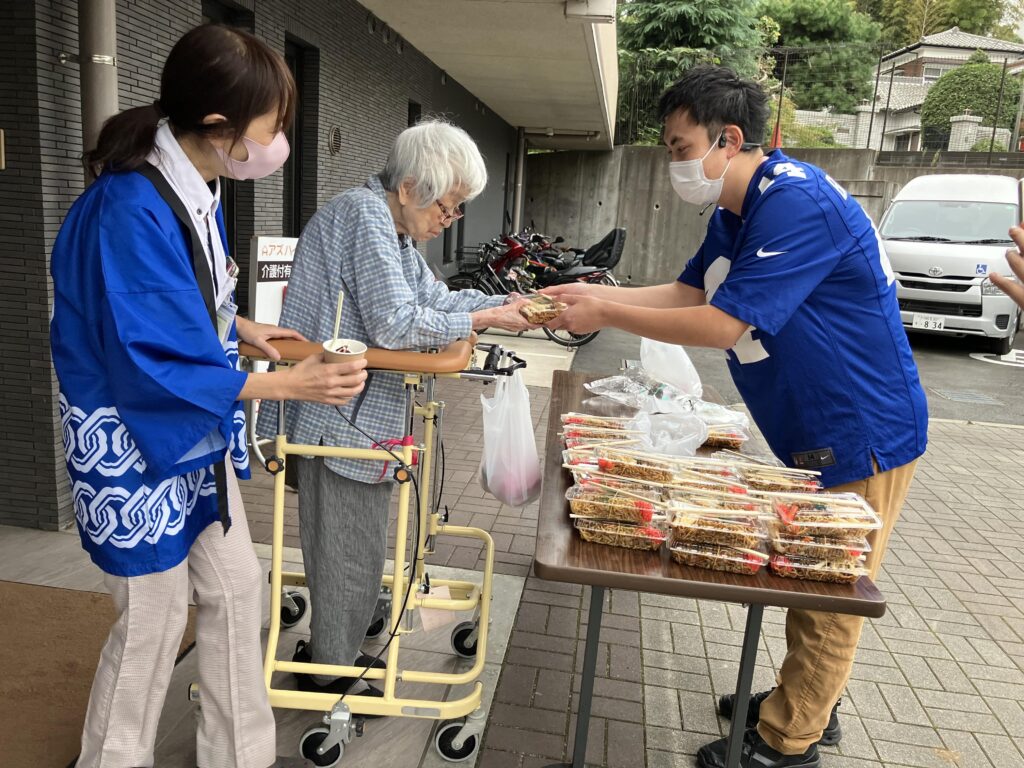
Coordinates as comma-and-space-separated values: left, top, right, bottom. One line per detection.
380, 119, 487, 207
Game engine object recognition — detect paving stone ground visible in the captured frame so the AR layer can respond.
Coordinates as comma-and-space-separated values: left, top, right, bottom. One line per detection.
242, 375, 1024, 768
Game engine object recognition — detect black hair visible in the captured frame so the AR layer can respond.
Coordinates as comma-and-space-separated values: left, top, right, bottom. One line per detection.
86, 24, 296, 176
657, 64, 768, 149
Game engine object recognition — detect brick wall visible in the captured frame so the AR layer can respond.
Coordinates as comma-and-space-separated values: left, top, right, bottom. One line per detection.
0, 0, 516, 529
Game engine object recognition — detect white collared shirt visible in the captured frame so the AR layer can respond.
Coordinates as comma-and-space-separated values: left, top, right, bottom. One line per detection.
147, 121, 234, 307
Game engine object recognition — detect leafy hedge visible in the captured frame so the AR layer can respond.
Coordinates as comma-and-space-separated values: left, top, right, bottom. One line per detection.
920, 63, 1021, 151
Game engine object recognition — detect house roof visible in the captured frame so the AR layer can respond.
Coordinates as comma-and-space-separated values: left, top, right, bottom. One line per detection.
875, 77, 933, 112
919, 27, 1024, 54
882, 26, 1024, 62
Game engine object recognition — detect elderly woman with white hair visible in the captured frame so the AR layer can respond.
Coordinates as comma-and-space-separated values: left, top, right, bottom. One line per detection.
257, 119, 532, 701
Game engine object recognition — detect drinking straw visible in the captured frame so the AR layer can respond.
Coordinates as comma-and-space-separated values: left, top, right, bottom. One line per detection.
332, 288, 345, 343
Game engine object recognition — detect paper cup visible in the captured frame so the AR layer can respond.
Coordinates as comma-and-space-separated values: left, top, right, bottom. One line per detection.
323, 338, 367, 363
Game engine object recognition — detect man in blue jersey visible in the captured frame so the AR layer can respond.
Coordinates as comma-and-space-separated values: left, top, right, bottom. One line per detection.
545, 65, 927, 768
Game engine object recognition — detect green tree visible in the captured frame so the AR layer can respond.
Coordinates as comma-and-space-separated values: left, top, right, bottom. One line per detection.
920, 61, 1022, 149
616, 0, 773, 144
758, 0, 882, 112
878, 0, 1020, 47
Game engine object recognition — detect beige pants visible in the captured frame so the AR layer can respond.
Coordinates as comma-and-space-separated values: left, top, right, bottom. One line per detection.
78, 466, 276, 768
757, 459, 919, 755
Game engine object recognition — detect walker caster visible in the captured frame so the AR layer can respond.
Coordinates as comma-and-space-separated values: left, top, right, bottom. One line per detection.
450, 621, 478, 659
280, 590, 307, 629
434, 718, 481, 762
299, 725, 344, 767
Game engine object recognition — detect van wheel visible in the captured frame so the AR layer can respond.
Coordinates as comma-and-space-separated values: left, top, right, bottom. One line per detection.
989, 314, 1018, 356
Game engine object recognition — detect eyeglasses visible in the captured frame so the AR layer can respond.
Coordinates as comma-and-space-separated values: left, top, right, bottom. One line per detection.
436, 200, 465, 224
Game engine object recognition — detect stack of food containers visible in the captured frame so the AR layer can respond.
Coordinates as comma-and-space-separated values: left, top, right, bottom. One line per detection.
765, 492, 881, 584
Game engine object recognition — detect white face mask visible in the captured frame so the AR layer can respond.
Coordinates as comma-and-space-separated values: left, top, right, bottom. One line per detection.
669, 134, 731, 207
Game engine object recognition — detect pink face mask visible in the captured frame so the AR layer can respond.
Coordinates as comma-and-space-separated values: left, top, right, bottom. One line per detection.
216, 132, 290, 180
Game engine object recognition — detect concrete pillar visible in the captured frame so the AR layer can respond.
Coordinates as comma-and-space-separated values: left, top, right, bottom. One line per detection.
948, 112, 982, 151
854, 103, 875, 149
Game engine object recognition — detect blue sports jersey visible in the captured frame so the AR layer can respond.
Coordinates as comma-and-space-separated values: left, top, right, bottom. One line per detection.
678, 150, 928, 487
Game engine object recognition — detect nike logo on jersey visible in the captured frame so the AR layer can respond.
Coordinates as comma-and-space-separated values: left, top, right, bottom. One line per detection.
756, 247, 787, 258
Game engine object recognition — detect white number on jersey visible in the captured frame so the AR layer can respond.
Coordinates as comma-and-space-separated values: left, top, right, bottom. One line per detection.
704, 256, 770, 365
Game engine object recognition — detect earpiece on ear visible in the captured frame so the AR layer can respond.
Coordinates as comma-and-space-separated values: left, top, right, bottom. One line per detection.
718, 134, 728, 148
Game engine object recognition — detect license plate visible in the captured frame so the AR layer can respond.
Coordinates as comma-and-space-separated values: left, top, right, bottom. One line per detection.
912, 313, 945, 330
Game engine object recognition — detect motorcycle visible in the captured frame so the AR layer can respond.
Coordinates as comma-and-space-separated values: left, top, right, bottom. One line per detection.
447, 227, 626, 347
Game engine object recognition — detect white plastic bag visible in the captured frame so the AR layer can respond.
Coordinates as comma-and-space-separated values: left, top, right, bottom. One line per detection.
629, 412, 708, 456
479, 371, 542, 506
640, 338, 703, 398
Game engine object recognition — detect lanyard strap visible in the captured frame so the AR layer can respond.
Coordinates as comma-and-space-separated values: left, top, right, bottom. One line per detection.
136, 162, 230, 535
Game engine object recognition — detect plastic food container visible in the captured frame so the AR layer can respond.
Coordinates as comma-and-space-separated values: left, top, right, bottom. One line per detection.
566, 485, 661, 524
669, 488, 763, 512
770, 553, 867, 584
561, 413, 634, 430
596, 449, 676, 484
575, 519, 667, 551
564, 436, 639, 450
702, 425, 750, 451
744, 472, 823, 493
769, 531, 871, 561
562, 448, 599, 468
670, 542, 768, 575
771, 494, 881, 539
669, 509, 767, 550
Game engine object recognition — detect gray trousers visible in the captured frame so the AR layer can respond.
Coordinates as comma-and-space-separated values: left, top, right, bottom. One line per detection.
78, 465, 275, 768
296, 456, 393, 675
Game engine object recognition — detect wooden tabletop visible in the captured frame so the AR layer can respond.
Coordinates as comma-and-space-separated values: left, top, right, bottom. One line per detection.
533, 370, 887, 619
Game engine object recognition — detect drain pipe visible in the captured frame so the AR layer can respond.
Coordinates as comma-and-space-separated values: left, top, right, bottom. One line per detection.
78, 0, 119, 180
511, 127, 525, 233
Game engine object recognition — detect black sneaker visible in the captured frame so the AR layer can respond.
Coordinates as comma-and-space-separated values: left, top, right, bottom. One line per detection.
697, 728, 820, 768
293, 672, 385, 719
292, 638, 386, 670
718, 688, 842, 746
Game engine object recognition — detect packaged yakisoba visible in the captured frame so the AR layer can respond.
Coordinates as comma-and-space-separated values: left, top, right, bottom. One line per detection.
739, 465, 823, 494
560, 412, 635, 430
670, 542, 769, 576
769, 493, 881, 539
574, 518, 667, 551
769, 530, 871, 561
702, 424, 750, 451
769, 553, 867, 584
565, 484, 662, 525
595, 448, 676, 483
669, 506, 768, 550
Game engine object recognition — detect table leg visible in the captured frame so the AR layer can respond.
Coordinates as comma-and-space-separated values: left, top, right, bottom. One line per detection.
544, 584, 604, 768
724, 603, 765, 768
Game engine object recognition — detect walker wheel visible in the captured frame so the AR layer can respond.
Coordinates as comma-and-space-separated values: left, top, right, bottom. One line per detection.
280, 591, 307, 629
434, 719, 479, 762
365, 616, 387, 639
450, 621, 478, 659
299, 725, 344, 767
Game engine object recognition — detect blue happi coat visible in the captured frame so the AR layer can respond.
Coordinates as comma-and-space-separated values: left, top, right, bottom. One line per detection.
50, 170, 250, 577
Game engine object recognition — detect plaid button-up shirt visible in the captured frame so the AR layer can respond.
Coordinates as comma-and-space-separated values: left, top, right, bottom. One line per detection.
256, 175, 502, 483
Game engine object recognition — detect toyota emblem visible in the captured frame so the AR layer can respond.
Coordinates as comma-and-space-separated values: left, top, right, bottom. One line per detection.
928, 266, 943, 277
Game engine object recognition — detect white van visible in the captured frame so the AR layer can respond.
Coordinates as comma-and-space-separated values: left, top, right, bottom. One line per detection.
879, 174, 1021, 355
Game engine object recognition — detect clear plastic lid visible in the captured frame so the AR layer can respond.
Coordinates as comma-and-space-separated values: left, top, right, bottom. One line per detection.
564, 435, 640, 450
566, 484, 662, 524
769, 553, 867, 584
669, 508, 767, 550
562, 423, 639, 441
745, 473, 823, 493
574, 518, 667, 551
670, 542, 769, 575
595, 448, 676, 483
560, 412, 635, 429
702, 425, 751, 450
769, 531, 871, 561
669, 487, 764, 512
770, 494, 881, 537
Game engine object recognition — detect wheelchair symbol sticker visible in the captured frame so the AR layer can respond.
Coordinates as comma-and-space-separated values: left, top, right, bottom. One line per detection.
976, 264, 988, 275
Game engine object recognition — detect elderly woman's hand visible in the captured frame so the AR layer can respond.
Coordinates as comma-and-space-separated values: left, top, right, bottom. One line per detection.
471, 299, 540, 332
990, 225, 1024, 311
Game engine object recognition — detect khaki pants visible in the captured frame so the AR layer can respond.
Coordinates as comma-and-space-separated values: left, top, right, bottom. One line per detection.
78, 466, 276, 768
757, 459, 919, 755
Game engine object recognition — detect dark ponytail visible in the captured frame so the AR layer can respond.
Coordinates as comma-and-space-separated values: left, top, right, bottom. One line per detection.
85, 24, 296, 177
85, 103, 164, 177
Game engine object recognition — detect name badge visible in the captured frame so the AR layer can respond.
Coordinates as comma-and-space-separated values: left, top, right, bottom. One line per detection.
216, 296, 238, 344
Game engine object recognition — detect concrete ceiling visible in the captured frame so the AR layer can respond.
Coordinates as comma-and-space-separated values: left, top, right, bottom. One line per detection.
358, 0, 618, 150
